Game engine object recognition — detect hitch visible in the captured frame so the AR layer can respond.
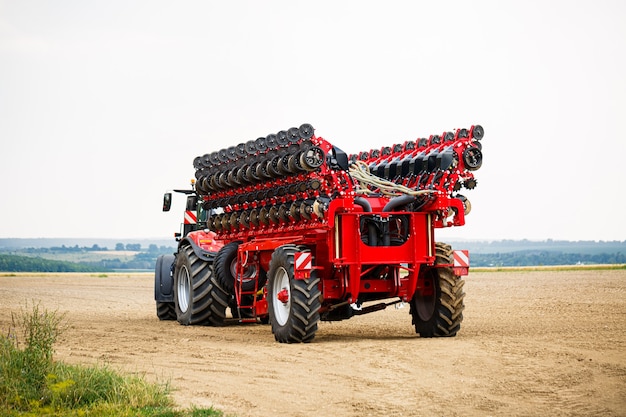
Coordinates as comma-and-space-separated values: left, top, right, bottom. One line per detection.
352, 299, 404, 316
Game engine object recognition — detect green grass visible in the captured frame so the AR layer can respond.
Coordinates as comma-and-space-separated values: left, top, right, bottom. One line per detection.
0, 303, 224, 417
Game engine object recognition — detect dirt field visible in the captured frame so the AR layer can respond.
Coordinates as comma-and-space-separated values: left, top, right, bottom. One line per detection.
1, 269, 625, 416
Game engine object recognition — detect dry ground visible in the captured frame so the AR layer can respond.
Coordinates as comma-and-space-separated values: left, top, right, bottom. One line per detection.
0, 269, 625, 416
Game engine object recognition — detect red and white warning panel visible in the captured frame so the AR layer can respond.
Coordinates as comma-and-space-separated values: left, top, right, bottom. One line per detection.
453, 250, 470, 276
294, 251, 312, 279
184, 210, 197, 225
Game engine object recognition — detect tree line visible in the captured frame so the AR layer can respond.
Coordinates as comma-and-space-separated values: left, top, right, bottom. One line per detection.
20, 243, 173, 253
1, 244, 176, 272
0, 254, 107, 273
471, 250, 626, 267
2, 245, 624, 272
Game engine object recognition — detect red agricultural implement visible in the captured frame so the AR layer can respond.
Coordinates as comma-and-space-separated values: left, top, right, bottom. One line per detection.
155, 124, 483, 343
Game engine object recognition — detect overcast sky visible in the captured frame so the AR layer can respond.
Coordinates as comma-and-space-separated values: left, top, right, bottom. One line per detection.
1, 1, 625, 242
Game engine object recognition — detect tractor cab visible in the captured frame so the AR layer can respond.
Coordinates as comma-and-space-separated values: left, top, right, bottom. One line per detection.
162, 181, 211, 240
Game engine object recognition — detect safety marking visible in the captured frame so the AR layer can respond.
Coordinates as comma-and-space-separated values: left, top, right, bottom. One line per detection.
184, 211, 197, 224
294, 252, 312, 271
453, 250, 470, 268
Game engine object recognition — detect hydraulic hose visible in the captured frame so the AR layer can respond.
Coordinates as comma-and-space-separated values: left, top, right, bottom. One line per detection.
355, 197, 377, 246
354, 197, 372, 212
383, 194, 416, 212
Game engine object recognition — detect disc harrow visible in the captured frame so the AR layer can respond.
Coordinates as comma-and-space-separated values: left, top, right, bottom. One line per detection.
348, 125, 483, 202
193, 124, 483, 240
193, 124, 355, 239
158, 122, 485, 342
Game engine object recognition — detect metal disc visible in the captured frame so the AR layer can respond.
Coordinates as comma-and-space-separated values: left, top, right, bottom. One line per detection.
265, 134, 277, 149
298, 123, 314, 139
287, 127, 300, 143
255, 137, 268, 152
472, 125, 484, 140
275, 130, 288, 147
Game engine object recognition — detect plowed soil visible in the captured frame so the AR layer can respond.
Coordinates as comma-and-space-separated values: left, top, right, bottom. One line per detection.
1, 269, 625, 416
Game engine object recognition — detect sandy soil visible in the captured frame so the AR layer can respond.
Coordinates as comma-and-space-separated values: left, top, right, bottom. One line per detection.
1, 269, 625, 416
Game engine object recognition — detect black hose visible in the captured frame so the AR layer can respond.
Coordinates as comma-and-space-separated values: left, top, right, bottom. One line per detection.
354, 197, 372, 212
354, 197, 377, 246
383, 194, 416, 212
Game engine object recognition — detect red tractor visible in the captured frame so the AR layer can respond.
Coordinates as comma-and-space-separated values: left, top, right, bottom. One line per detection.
155, 124, 483, 343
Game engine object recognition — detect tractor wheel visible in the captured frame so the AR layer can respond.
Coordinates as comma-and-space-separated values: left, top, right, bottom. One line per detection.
410, 242, 465, 337
156, 302, 176, 320
154, 254, 175, 320
173, 245, 228, 326
267, 245, 321, 343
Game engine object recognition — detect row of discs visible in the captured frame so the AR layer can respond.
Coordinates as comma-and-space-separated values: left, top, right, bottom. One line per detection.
195, 142, 325, 195
349, 126, 484, 164
193, 123, 326, 198
357, 125, 483, 190
208, 200, 323, 233
202, 178, 323, 210
194, 124, 315, 171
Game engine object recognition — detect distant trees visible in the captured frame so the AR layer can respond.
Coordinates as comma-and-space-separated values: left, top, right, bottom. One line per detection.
0, 254, 107, 272
1, 242, 624, 271
471, 251, 626, 267
0, 242, 176, 272
114, 243, 141, 251
23, 245, 109, 253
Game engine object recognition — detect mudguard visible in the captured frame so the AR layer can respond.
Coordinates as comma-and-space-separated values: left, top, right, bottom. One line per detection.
154, 254, 175, 302
179, 230, 220, 262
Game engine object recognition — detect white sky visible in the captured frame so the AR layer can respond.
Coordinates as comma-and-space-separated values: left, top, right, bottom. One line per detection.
1, 0, 625, 241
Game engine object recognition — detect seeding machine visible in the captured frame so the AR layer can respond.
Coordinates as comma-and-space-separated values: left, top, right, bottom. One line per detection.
155, 123, 484, 343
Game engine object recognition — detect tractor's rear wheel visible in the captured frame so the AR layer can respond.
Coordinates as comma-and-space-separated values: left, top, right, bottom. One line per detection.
156, 302, 176, 320
410, 242, 465, 337
267, 245, 321, 343
173, 245, 228, 326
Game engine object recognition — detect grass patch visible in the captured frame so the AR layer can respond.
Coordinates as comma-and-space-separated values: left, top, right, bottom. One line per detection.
1, 302, 223, 417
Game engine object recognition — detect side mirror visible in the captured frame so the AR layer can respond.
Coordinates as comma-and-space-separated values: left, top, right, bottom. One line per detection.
162, 193, 172, 212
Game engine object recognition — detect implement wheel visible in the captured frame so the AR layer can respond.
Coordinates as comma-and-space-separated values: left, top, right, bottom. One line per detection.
267, 245, 321, 343
173, 245, 228, 326
410, 242, 465, 337
215, 241, 266, 319
215, 241, 266, 293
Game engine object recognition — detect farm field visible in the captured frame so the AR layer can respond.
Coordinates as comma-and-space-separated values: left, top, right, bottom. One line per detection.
0, 269, 625, 416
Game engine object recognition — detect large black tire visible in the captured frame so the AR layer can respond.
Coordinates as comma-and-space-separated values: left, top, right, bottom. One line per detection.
215, 241, 242, 293
215, 241, 261, 319
410, 242, 465, 337
267, 245, 321, 343
173, 245, 229, 326
154, 254, 176, 320
156, 302, 176, 320
215, 240, 266, 293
